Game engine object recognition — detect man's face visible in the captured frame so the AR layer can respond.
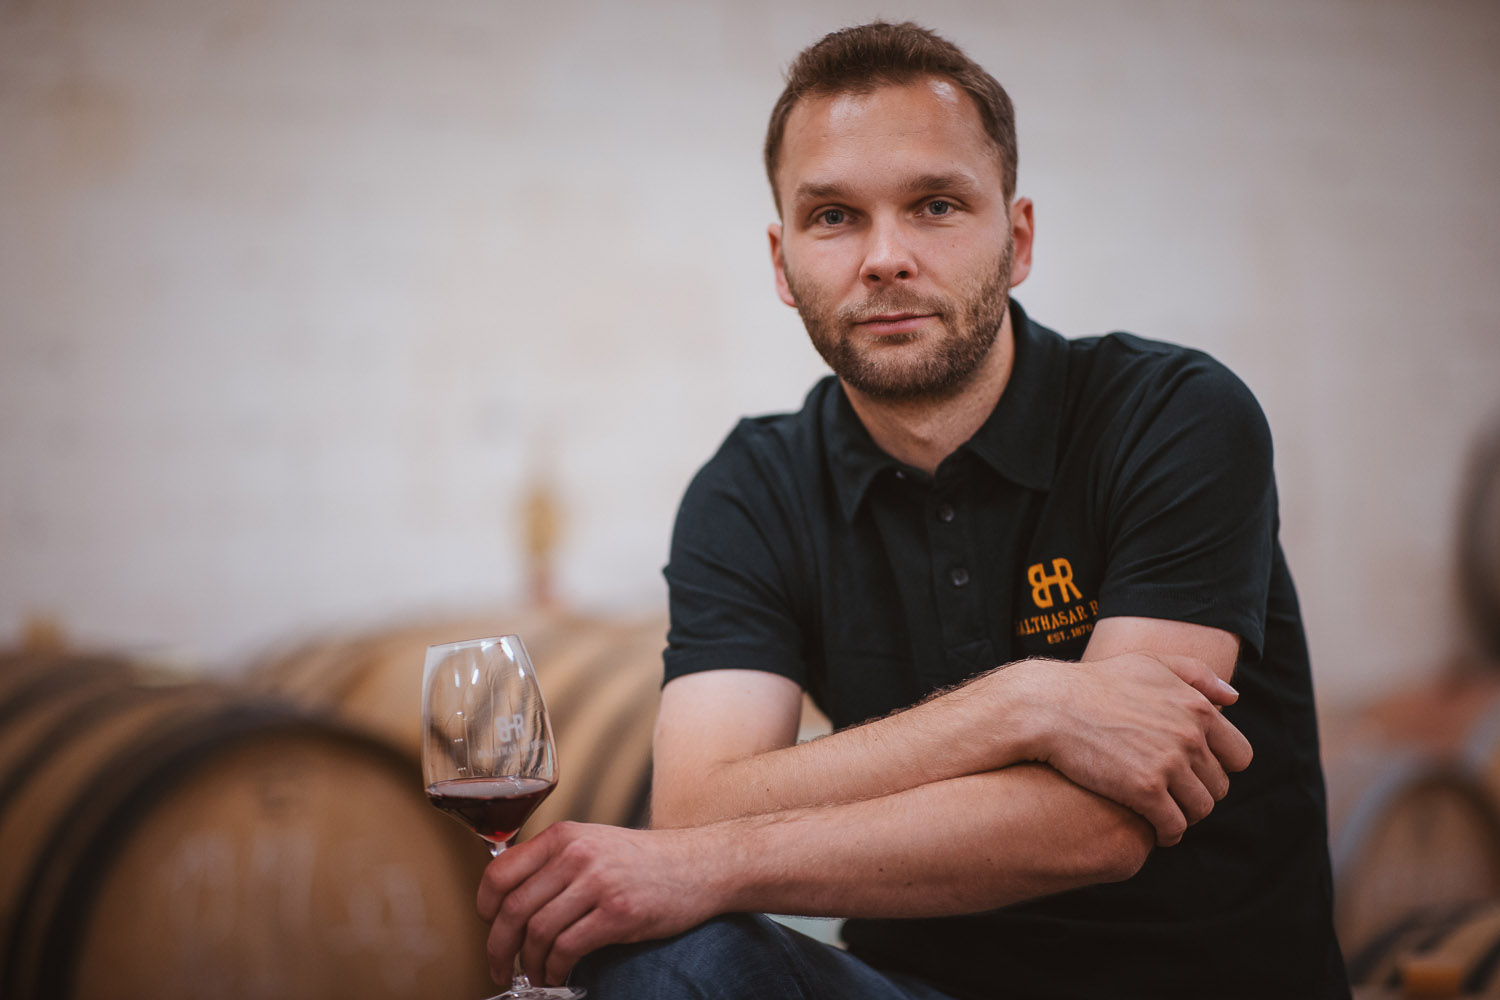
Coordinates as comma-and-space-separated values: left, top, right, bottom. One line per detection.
768, 78, 1031, 401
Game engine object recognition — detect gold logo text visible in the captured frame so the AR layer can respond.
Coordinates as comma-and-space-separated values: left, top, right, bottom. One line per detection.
1028, 558, 1082, 608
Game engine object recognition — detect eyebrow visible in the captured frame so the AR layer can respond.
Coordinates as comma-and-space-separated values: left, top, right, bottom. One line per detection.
904, 172, 982, 195
793, 181, 852, 203
792, 171, 984, 205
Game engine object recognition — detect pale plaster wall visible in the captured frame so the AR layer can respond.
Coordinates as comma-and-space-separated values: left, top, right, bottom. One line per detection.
1, 0, 1497, 709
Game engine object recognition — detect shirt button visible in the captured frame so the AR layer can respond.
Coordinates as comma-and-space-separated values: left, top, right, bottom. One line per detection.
936, 503, 955, 522
950, 567, 970, 588
894, 470, 906, 480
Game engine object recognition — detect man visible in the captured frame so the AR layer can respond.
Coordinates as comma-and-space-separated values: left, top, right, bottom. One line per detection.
478, 21, 1348, 998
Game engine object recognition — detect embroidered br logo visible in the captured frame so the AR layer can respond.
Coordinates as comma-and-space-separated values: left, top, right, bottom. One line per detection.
1028, 558, 1082, 608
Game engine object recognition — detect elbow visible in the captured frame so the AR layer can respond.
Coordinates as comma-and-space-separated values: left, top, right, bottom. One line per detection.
1090, 811, 1154, 884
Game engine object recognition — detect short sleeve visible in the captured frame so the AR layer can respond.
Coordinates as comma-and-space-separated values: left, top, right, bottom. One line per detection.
1095, 356, 1277, 657
661, 424, 809, 687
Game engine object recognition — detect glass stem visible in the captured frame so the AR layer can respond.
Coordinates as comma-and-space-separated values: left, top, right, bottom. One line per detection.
489, 841, 534, 991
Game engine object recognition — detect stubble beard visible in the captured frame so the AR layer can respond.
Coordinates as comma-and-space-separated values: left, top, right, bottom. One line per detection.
785, 236, 1015, 402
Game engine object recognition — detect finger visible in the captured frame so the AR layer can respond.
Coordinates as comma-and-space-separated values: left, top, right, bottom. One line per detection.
519, 876, 600, 984
497, 859, 582, 980
1154, 653, 1238, 706
478, 838, 552, 921
1174, 713, 1231, 802
486, 897, 524, 985
1203, 712, 1254, 773
485, 839, 583, 982
1188, 748, 1231, 802
544, 907, 616, 987
1137, 786, 1187, 848
1153, 813, 1186, 847
1167, 769, 1217, 827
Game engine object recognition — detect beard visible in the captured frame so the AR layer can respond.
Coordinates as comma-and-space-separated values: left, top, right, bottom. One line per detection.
785, 236, 1014, 402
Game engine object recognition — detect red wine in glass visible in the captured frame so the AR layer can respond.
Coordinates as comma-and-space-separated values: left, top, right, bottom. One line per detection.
427, 776, 556, 846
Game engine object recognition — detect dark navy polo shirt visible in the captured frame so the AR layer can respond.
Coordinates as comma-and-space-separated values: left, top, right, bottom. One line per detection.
663, 300, 1348, 999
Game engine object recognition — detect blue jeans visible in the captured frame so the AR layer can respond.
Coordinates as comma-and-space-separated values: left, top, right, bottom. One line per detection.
571, 913, 958, 999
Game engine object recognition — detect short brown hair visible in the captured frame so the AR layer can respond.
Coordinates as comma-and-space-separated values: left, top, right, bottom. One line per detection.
763, 21, 1018, 214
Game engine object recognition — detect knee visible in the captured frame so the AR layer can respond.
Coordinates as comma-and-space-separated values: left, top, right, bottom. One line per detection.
572, 914, 790, 998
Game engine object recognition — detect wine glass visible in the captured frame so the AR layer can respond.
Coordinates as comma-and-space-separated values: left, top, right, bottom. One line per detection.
422, 634, 586, 1000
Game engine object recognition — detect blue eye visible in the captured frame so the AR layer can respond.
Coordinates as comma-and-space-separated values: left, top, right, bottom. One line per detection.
927, 200, 953, 216
818, 209, 846, 225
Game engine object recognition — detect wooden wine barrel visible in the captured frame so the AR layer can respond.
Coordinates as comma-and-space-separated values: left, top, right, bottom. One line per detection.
1458, 704, 1500, 852
1347, 899, 1500, 998
246, 611, 668, 834
0, 653, 492, 1000
1461, 411, 1500, 663
1324, 742, 1500, 958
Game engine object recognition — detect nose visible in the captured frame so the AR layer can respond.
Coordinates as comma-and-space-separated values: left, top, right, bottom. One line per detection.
861, 215, 916, 286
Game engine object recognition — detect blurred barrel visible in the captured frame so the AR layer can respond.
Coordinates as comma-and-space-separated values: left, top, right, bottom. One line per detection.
247, 611, 667, 833
1460, 411, 1500, 663
1461, 704, 1500, 838
1325, 743, 1500, 957
0, 652, 491, 1000
1347, 899, 1500, 998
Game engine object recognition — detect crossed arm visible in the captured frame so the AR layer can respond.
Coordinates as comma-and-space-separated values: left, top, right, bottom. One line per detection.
652, 615, 1243, 844
476, 615, 1251, 986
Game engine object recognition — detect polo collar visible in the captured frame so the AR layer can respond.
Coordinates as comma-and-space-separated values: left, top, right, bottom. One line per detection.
959, 299, 1069, 493
823, 299, 1069, 523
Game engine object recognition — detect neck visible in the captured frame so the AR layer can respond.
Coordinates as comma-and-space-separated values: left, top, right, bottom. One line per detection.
843, 309, 1016, 476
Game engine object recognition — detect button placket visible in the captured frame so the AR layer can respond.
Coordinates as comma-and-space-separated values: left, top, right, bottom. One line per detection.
934, 496, 961, 586
928, 490, 966, 589
924, 469, 987, 686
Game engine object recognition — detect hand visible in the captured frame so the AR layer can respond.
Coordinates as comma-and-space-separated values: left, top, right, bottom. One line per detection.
1008, 653, 1253, 846
476, 822, 723, 988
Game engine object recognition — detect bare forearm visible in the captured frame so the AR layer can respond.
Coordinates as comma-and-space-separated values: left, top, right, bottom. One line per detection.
654, 663, 1048, 828
654, 650, 1246, 847
693, 763, 1153, 918
479, 764, 1155, 987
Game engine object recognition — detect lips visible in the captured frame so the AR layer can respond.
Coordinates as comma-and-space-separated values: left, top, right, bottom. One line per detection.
854, 312, 937, 336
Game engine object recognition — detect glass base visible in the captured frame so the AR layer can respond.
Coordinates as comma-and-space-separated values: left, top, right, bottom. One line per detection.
484, 985, 585, 999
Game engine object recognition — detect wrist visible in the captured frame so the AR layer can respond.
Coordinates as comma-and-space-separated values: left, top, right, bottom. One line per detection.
993, 658, 1062, 764
674, 819, 755, 916
701, 810, 829, 916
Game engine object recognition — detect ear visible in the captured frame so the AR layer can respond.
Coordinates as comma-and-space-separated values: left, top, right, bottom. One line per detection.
768, 223, 797, 308
1008, 197, 1035, 288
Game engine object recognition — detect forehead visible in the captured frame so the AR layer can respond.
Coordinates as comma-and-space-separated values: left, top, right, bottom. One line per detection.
776, 77, 1002, 203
